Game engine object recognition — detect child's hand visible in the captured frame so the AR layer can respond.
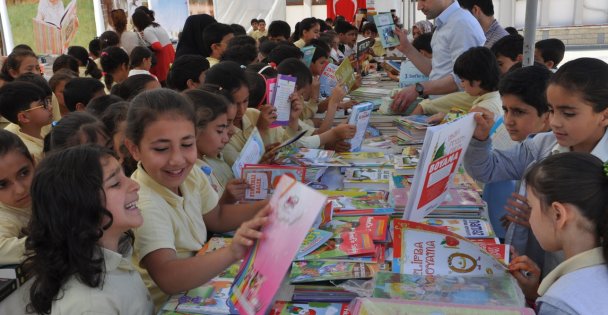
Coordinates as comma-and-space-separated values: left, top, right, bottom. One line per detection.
427, 112, 446, 125
334, 123, 356, 140
508, 249, 541, 300
311, 75, 320, 93
230, 205, 271, 260
504, 193, 531, 228
257, 104, 277, 131
471, 107, 495, 141
289, 92, 304, 121
351, 74, 363, 91
333, 140, 351, 152
260, 142, 281, 164
329, 84, 347, 105
225, 179, 249, 202
394, 26, 412, 51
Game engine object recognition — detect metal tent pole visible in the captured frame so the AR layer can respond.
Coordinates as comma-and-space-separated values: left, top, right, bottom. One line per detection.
522, 0, 539, 67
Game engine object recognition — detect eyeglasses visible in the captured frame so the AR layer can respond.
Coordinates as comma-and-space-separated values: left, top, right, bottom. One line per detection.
22, 99, 51, 113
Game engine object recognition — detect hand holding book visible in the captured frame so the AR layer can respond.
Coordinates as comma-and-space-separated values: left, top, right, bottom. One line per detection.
471, 107, 496, 141
229, 205, 272, 260
257, 104, 277, 131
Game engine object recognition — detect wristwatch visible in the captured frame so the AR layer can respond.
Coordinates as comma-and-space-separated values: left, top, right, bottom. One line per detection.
415, 82, 425, 97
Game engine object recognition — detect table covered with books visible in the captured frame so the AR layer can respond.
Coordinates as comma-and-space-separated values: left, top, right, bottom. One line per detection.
156, 71, 533, 315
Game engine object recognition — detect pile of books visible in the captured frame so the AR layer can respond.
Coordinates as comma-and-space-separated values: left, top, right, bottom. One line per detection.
394, 115, 431, 144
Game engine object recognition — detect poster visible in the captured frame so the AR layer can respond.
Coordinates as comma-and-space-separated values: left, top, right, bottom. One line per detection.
148, 0, 188, 40
99, 0, 143, 32
326, 0, 366, 22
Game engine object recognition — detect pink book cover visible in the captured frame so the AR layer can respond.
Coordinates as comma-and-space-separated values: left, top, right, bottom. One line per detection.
230, 175, 328, 315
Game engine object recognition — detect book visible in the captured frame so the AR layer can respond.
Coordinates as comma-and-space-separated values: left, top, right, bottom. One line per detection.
399, 60, 429, 88
355, 37, 374, 72
319, 63, 339, 98
335, 152, 390, 167
230, 176, 328, 315
289, 260, 379, 283
169, 278, 239, 314
300, 46, 316, 67
269, 301, 350, 315
266, 78, 277, 106
231, 128, 265, 178
287, 148, 335, 166
346, 102, 373, 152
297, 229, 334, 259
404, 113, 477, 221
197, 237, 233, 255
351, 298, 535, 315
32, 0, 78, 54
301, 232, 375, 260
0, 264, 28, 286
0, 278, 17, 303
292, 285, 358, 303
332, 191, 394, 216
334, 58, 356, 92
419, 218, 494, 239
343, 167, 393, 190
325, 216, 390, 242
372, 12, 400, 48
242, 165, 306, 200
373, 272, 525, 307
271, 74, 297, 126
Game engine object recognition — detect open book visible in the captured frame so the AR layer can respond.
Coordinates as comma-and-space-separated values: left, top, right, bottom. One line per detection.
33, 0, 78, 54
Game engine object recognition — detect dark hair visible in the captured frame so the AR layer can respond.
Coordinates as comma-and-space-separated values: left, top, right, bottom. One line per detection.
52, 54, 79, 74
183, 89, 230, 130
307, 39, 330, 63
491, 34, 524, 60
319, 31, 338, 48
166, 55, 210, 92
504, 26, 519, 36
68, 46, 102, 79
247, 62, 278, 79
24, 144, 118, 315
524, 152, 608, 263
63, 78, 106, 112
259, 40, 280, 63
202, 23, 234, 58
268, 20, 291, 40
458, 0, 494, 15
250, 18, 258, 25
99, 31, 120, 50
221, 35, 258, 66
258, 19, 266, 24
111, 74, 157, 101
49, 69, 77, 94
129, 46, 153, 69
230, 24, 247, 36
15, 72, 52, 98
549, 58, 608, 113
89, 38, 101, 58
203, 61, 248, 103
100, 47, 130, 89
175, 14, 217, 58
0, 82, 46, 124
126, 89, 196, 145
45, 112, 109, 153
535, 38, 566, 68
412, 32, 433, 53
245, 70, 267, 107
499, 64, 552, 116
318, 18, 332, 32
0, 129, 33, 163
277, 58, 313, 90
0, 49, 38, 81
99, 102, 137, 175
135, 6, 156, 22
361, 22, 378, 35
453, 46, 500, 92
131, 9, 157, 32
299, 17, 320, 38
334, 20, 357, 34
85, 94, 124, 117
291, 22, 302, 42
267, 44, 303, 65
110, 9, 127, 35
13, 44, 34, 52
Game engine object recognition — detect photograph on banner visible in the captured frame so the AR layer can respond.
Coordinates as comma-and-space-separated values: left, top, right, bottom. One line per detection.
6, 0, 96, 55
147, 0, 188, 40
99, 0, 144, 32
188, 0, 214, 16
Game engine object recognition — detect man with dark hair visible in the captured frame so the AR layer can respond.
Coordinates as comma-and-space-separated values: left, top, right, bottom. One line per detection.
166, 55, 210, 92
534, 38, 566, 70
251, 19, 267, 40
491, 34, 524, 75
203, 22, 235, 66
458, 0, 508, 48
248, 18, 258, 36
268, 20, 291, 42
63, 78, 106, 112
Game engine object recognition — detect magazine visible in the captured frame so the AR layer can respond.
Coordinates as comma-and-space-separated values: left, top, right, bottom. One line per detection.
301, 46, 316, 67
372, 12, 400, 48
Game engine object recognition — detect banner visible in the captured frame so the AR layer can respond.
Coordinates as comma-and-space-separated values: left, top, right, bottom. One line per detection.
326, 0, 366, 22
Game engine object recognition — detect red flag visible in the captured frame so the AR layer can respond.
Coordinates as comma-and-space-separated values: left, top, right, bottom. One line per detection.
327, 0, 367, 23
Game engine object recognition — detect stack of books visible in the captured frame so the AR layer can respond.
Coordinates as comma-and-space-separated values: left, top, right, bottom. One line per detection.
394, 115, 431, 144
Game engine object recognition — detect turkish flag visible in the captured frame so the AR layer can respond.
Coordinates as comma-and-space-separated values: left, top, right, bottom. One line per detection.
327, 0, 367, 23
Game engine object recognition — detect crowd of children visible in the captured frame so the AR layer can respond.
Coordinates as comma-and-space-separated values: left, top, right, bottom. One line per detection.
0, 2, 607, 314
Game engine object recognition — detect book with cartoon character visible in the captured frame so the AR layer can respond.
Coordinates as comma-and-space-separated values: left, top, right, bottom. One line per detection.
289, 260, 379, 283
170, 278, 238, 314
404, 113, 477, 221
351, 298, 535, 315
269, 301, 350, 315
300, 232, 376, 260
230, 176, 328, 315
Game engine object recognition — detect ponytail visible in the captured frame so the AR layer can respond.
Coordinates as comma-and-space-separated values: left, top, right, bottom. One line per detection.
100, 47, 129, 90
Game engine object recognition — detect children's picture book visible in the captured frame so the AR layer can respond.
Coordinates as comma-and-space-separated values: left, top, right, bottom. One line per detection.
404, 113, 477, 221
334, 58, 356, 92
231, 128, 265, 178
399, 60, 429, 88
288, 148, 336, 166
197, 237, 233, 255
346, 102, 373, 152
351, 298, 535, 315
301, 232, 375, 260
33, 0, 78, 54
230, 176, 328, 315
336, 151, 390, 167
372, 272, 525, 307
289, 260, 379, 283
297, 229, 334, 259
266, 78, 277, 107
300, 46, 316, 67
420, 218, 494, 239
343, 167, 393, 190
269, 301, 350, 315
169, 278, 239, 314
270, 74, 297, 126
327, 216, 390, 242
372, 12, 400, 48
291, 285, 358, 303
242, 164, 306, 200
355, 37, 374, 71
319, 63, 339, 98
332, 191, 394, 216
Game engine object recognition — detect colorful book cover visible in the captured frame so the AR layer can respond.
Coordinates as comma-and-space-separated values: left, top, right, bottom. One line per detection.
269, 301, 350, 315
289, 260, 379, 283
271, 74, 297, 126
439, 189, 486, 208
344, 168, 392, 184
319, 63, 339, 98
332, 191, 394, 216
420, 218, 494, 239
197, 237, 233, 256
266, 78, 277, 107
289, 148, 335, 166
355, 37, 374, 71
230, 176, 328, 315
242, 165, 306, 200
231, 128, 265, 178
325, 216, 390, 242
336, 152, 389, 167
372, 272, 525, 307
372, 12, 400, 48
32, 0, 78, 54
346, 102, 373, 152
334, 58, 356, 92
399, 60, 429, 88
301, 232, 375, 260
352, 298, 535, 315
297, 229, 334, 259
404, 113, 477, 221
300, 46, 316, 67
173, 279, 238, 314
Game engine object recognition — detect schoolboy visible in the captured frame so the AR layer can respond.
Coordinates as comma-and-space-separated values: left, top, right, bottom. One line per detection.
267, 20, 291, 42
166, 55, 210, 92
361, 22, 385, 57
534, 38, 565, 71
334, 20, 357, 59
248, 18, 258, 36
491, 34, 524, 75
251, 19, 267, 40
63, 77, 106, 112
203, 23, 235, 67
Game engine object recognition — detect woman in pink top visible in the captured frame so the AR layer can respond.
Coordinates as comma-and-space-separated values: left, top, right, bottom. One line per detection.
132, 9, 175, 84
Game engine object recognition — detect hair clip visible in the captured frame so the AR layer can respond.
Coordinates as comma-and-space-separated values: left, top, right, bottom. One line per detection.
102, 72, 107, 77
258, 65, 272, 74
240, 65, 246, 69
269, 62, 277, 69
101, 51, 109, 56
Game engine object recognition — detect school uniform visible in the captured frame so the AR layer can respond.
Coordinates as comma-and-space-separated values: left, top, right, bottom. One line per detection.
294, 39, 306, 48
202, 154, 234, 190
419, 91, 478, 115
196, 159, 225, 195
299, 99, 319, 126
0, 203, 29, 265
131, 163, 219, 307
207, 56, 220, 67
0, 241, 153, 315
471, 91, 503, 118
251, 30, 267, 41
4, 124, 44, 163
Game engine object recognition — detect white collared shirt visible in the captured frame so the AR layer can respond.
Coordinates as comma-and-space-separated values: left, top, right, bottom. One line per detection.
551, 128, 608, 161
